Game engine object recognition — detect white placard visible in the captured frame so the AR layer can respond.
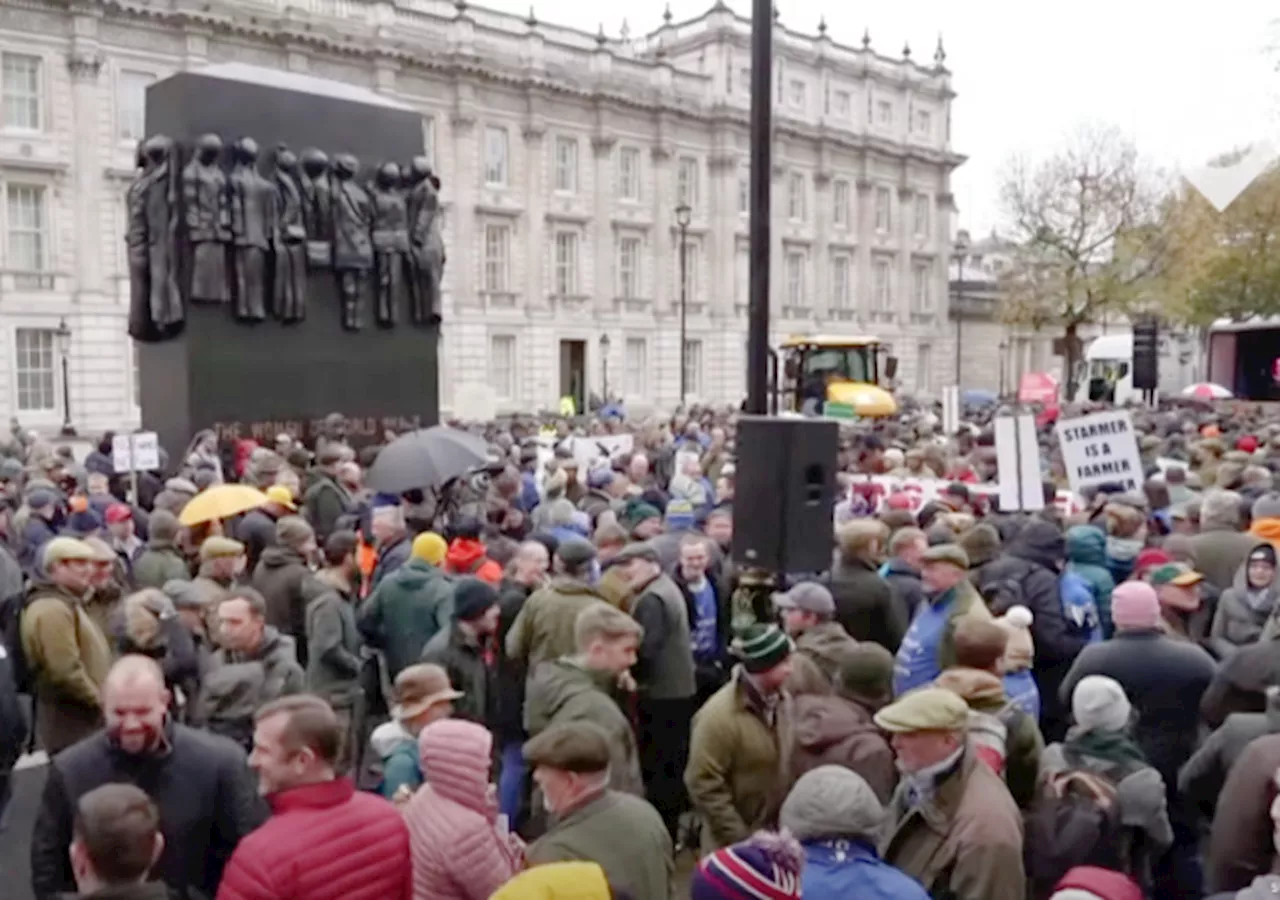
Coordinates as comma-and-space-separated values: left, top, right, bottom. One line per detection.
112, 432, 160, 473
994, 414, 1045, 511
1055, 410, 1143, 495
941, 385, 960, 436
567, 434, 635, 467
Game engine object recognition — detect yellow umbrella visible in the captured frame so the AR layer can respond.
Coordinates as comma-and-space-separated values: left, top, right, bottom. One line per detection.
178, 484, 270, 527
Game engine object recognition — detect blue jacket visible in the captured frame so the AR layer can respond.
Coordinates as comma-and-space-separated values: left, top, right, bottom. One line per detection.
800, 839, 929, 900
1066, 525, 1117, 637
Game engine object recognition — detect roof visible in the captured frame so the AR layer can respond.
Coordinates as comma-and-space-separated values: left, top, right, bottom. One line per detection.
189, 63, 414, 111
780, 334, 882, 348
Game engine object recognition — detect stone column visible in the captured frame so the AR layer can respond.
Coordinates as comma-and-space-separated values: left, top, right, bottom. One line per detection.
68, 45, 104, 300
590, 135, 615, 315
855, 178, 873, 321
522, 122, 546, 309
812, 171, 831, 320
650, 144, 673, 406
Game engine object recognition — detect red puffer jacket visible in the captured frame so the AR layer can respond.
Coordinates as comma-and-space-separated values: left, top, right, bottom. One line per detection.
216, 778, 411, 900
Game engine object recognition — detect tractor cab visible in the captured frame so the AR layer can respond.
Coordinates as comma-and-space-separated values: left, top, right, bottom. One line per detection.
776, 335, 899, 418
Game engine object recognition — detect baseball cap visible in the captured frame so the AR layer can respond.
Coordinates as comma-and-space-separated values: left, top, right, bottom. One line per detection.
264, 484, 297, 511
104, 503, 133, 525
1147, 562, 1204, 588
773, 582, 835, 616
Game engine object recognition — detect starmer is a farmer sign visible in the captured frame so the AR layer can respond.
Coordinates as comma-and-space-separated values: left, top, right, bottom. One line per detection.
1055, 410, 1143, 495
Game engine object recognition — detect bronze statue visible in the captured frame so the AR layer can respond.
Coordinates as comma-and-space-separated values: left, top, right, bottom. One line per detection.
228, 137, 278, 322
406, 156, 445, 325
139, 135, 183, 338
125, 141, 153, 341
331, 153, 373, 331
299, 147, 333, 269
272, 144, 307, 323
370, 162, 409, 328
182, 133, 231, 304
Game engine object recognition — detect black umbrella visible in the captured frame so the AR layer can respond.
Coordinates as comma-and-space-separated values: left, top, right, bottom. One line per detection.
366, 426, 490, 494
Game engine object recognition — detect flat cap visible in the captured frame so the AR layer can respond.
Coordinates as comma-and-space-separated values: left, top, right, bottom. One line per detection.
773, 581, 835, 617
555, 537, 597, 567
522, 721, 612, 774
921, 543, 969, 570
41, 537, 101, 570
162, 578, 204, 611
612, 541, 660, 565
874, 687, 969, 734
200, 536, 245, 561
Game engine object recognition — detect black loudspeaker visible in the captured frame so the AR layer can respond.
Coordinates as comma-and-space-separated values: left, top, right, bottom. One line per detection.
1132, 317, 1159, 391
731, 416, 838, 574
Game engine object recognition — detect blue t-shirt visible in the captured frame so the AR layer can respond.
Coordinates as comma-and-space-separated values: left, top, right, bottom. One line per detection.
689, 578, 718, 659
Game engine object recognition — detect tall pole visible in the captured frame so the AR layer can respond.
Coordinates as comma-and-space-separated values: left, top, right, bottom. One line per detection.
745, 0, 772, 414
952, 255, 962, 388
678, 223, 688, 404
61, 352, 72, 435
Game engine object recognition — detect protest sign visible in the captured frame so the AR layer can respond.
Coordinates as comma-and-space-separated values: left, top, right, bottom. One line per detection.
994, 414, 1044, 511
1055, 410, 1142, 495
568, 433, 634, 467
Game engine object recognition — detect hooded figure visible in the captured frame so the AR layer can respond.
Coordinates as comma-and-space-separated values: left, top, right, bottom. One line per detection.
1211, 542, 1279, 658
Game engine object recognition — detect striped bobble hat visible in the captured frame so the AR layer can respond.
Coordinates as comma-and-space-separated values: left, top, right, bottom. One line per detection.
690, 830, 805, 900
730, 623, 793, 675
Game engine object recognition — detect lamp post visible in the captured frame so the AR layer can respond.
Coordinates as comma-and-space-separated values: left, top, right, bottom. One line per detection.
599, 333, 611, 403
951, 230, 970, 390
676, 202, 691, 406
55, 317, 74, 437
998, 338, 1008, 397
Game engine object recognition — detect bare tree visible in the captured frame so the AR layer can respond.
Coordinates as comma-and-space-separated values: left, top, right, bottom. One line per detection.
997, 124, 1173, 395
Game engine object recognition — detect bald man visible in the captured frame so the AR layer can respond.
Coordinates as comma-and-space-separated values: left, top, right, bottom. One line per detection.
30, 655, 264, 900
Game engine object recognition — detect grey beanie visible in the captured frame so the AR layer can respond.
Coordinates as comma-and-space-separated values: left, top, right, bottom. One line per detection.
1253, 492, 1280, 522
779, 765, 884, 842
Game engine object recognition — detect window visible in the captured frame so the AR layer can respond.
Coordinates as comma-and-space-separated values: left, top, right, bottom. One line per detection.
831, 256, 851, 309
554, 136, 578, 193
787, 172, 806, 221
874, 186, 891, 232
7, 184, 47, 271
2, 53, 42, 131
482, 223, 510, 293
682, 338, 703, 398
618, 147, 640, 200
914, 194, 930, 237
739, 67, 751, 94
483, 126, 508, 187
617, 236, 641, 298
116, 70, 152, 142
873, 257, 892, 309
553, 231, 579, 296
876, 99, 893, 127
489, 335, 516, 399
785, 251, 806, 307
833, 179, 850, 228
912, 262, 932, 311
624, 337, 647, 397
914, 109, 932, 136
917, 343, 933, 393
736, 246, 749, 305
789, 79, 806, 109
833, 89, 851, 118
737, 174, 748, 215
677, 156, 699, 210
677, 240, 698, 302
14, 328, 56, 412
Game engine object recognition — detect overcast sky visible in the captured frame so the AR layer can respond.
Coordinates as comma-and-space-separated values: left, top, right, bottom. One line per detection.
486, 0, 1279, 236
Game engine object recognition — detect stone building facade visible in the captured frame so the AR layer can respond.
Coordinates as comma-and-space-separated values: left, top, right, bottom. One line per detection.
0, 0, 963, 432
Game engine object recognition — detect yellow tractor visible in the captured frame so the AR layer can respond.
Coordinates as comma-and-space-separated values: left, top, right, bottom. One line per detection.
774, 334, 899, 418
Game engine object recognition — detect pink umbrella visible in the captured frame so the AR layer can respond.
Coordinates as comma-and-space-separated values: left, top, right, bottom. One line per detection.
1181, 382, 1233, 400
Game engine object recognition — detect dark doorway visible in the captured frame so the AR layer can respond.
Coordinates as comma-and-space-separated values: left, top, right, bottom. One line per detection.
560, 339, 586, 413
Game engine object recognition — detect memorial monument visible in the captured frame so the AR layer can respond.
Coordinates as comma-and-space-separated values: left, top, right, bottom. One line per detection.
130, 64, 442, 456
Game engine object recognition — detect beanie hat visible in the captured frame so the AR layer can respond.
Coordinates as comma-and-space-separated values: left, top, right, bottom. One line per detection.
1072, 675, 1132, 734
621, 499, 661, 531
65, 509, 102, 537
1050, 865, 1145, 900
1110, 581, 1160, 630
28, 488, 57, 511
1251, 543, 1278, 567
779, 765, 884, 843
996, 605, 1035, 671
452, 577, 499, 622
1133, 547, 1171, 577
730, 624, 792, 675
1253, 492, 1280, 521
665, 498, 696, 531
412, 532, 448, 566
690, 831, 804, 900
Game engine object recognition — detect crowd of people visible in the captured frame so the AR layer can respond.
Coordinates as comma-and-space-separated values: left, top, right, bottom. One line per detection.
6, 400, 1280, 899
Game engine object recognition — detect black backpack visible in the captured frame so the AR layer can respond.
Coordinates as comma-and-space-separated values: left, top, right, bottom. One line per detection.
0, 589, 32, 695
1024, 769, 1130, 900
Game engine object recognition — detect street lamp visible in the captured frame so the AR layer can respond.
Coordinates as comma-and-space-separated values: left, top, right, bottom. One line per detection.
675, 202, 692, 405
599, 333, 611, 403
55, 317, 74, 437
998, 339, 1008, 397
951, 230, 970, 390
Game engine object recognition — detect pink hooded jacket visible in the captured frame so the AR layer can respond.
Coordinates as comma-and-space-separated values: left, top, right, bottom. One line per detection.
404, 719, 523, 900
